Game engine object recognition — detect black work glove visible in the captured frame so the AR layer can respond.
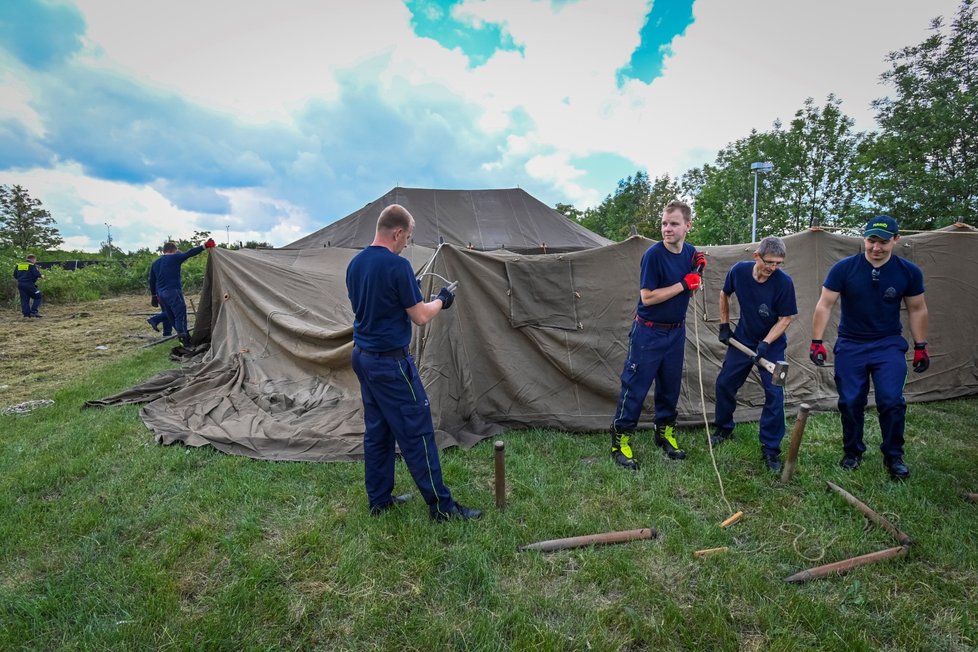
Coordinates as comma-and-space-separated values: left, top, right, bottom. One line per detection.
436, 286, 455, 310
151, 294, 159, 308
718, 323, 732, 345
755, 340, 770, 360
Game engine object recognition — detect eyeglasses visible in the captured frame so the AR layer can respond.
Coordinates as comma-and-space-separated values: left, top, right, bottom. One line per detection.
759, 258, 784, 267
872, 268, 880, 284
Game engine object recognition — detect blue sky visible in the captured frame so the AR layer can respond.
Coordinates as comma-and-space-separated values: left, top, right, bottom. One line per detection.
0, 0, 963, 252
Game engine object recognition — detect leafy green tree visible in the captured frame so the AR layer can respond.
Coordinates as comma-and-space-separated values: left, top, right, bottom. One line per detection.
0, 184, 64, 252
857, 0, 978, 228
577, 171, 681, 241
683, 96, 864, 244
682, 130, 784, 245
777, 95, 865, 231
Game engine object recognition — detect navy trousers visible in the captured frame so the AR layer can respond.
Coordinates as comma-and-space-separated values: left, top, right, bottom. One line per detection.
158, 288, 190, 339
18, 283, 42, 316
352, 347, 455, 517
714, 340, 786, 454
612, 321, 686, 432
147, 311, 172, 335
833, 335, 908, 458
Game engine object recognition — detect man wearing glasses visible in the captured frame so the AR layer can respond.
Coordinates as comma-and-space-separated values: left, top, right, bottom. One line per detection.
710, 236, 798, 472
810, 216, 929, 480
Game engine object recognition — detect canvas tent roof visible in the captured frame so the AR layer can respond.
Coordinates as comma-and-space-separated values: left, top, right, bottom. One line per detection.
285, 186, 612, 253
89, 225, 978, 462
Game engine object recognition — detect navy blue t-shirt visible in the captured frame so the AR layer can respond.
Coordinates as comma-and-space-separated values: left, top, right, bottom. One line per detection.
823, 254, 924, 340
722, 261, 798, 348
636, 242, 697, 323
149, 246, 204, 294
346, 246, 424, 351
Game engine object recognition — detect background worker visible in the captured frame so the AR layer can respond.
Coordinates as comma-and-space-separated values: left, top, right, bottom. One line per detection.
146, 292, 173, 337
149, 238, 215, 347
810, 215, 929, 480
346, 203, 481, 522
14, 254, 43, 318
711, 236, 798, 472
610, 200, 706, 469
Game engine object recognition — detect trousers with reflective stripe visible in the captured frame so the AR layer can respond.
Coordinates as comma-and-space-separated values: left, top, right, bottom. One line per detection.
612, 321, 685, 432
352, 347, 455, 516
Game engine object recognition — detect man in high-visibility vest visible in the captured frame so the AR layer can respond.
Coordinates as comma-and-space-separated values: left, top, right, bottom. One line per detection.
13, 254, 43, 318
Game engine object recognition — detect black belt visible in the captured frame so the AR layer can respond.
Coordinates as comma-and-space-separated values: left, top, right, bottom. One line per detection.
634, 316, 684, 330
356, 346, 408, 360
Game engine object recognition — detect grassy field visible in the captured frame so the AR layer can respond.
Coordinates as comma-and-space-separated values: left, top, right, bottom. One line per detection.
1, 298, 976, 650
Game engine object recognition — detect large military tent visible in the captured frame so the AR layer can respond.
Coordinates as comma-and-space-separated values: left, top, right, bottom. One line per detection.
285, 187, 612, 253
90, 224, 978, 463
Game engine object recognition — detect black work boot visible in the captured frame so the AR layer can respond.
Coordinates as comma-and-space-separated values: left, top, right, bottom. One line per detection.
611, 433, 640, 470
884, 456, 910, 481
709, 428, 734, 447
654, 424, 686, 460
369, 493, 414, 516
839, 454, 862, 471
431, 503, 483, 522
762, 450, 782, 473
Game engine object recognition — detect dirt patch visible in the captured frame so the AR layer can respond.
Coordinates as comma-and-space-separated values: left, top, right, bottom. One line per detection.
0, 294, 194, 409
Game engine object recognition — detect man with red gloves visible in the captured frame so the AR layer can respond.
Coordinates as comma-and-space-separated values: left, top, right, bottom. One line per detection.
149, 237, 216, 347
810, 215, 929, 480
609, 200, 705, 469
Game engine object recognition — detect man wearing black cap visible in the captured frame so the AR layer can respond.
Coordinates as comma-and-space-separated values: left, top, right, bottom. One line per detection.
810, 215, 930, 480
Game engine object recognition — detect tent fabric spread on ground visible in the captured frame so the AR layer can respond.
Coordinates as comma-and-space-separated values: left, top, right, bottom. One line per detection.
88, 223, 978, 463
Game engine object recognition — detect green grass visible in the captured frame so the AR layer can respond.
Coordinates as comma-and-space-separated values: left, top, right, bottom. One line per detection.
1, 348, 976, 650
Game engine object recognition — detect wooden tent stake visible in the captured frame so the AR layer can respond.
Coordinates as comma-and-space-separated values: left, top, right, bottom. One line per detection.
519, 528, 657, 552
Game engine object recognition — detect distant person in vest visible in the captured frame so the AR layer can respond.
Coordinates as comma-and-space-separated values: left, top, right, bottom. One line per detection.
810, 215, 929, 481
149, 238, 215, 347
14, 254, 44, 318
610, 200, 706, 469
346, 203, 481, 522
710, 236, 798, 472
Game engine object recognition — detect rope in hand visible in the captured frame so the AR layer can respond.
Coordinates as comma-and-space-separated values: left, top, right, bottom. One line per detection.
691, 288, 734, 516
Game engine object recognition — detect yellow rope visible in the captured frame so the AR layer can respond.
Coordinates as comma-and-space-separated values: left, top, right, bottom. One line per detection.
691, 289, 734, 515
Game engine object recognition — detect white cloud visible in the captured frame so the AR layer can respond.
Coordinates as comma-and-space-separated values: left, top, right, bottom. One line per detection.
72, 0, 417, 124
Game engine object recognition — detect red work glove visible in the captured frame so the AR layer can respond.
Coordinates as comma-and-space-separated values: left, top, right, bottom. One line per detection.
680, 272, 702, 292
810, 340, 827, 366
205, 238, 216, 248
912, 342, 929, 373
151, 294, 159, 308
692, 251, 707, 272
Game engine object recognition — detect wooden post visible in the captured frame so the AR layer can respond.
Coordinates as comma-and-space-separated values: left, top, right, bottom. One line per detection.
826, 481, 912, 546
784, 545, 908, 583
780, 403, 810, 483
519, 528, 657, 552
494, 441, 506, 509
963, 492, 978, 503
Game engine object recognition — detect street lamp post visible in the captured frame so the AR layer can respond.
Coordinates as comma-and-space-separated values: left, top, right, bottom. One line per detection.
750, 161, 774, 242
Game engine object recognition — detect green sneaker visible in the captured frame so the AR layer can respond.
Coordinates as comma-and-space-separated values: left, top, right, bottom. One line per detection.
654, 424, 686, 460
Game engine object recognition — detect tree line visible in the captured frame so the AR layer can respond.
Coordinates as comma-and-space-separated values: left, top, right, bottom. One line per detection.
560, 0, 977, 245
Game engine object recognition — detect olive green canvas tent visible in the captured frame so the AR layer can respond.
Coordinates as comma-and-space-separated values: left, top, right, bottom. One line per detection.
89, 223, 978, 463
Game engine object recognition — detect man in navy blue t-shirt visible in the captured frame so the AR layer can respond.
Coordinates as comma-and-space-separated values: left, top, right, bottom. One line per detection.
149, 238, 215, 347
346, 203, 481, 521
610, 200, 706, 469
811, 215, 929, 480
710, 236, 797, 472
